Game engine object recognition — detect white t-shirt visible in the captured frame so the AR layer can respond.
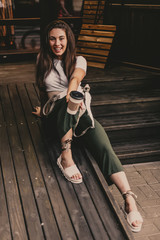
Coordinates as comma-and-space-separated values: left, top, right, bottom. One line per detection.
44, 56, 87, 92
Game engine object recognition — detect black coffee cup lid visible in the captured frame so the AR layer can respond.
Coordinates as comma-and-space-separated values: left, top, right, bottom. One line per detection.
70, 91, 84, 100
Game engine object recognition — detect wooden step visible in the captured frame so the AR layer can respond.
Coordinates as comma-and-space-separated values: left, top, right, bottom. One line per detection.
91, 89, 160, 116
91, 89, 160, 105
85, 66, 160, 82
92, 100, 160, 116
91, 89, 160, 117
112, 138, 160, 164
97, 112, 160, 131
96, 112, 160, 141
83, 75, 160, 93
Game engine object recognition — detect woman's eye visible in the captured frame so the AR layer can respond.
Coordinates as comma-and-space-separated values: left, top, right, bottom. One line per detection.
49, 37, 55, 41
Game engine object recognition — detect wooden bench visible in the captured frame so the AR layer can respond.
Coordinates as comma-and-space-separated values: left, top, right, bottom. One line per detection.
76, 23, 116, 68
82, 0, 105, 24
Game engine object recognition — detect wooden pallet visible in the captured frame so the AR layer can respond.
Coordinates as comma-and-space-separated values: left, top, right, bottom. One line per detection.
77, 23, 116, 68
82, 0, 105, 24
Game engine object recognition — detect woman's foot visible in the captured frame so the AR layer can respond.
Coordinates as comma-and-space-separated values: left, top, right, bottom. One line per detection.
123, 191, 143, 232
61, 149, 82, 181
59, 138, 82, 182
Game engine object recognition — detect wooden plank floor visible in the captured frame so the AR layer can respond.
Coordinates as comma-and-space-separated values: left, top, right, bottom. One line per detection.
0, 83, 133, 240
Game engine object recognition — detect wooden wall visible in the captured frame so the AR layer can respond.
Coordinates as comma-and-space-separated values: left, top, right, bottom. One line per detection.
103, 1, 160, 67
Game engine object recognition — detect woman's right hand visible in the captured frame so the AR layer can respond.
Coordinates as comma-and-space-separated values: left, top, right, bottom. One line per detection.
32, 106, 41, 117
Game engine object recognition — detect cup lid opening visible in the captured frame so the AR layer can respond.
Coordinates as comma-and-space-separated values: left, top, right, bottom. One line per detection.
70, 91, 84, 100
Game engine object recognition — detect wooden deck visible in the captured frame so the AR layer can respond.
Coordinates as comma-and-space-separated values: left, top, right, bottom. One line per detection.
1, 61, 160, 240
0, 82, 133, 240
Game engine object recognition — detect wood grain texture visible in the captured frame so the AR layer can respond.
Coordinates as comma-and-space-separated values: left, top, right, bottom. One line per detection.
77, 23, 116, 68
1, 62, 160, 239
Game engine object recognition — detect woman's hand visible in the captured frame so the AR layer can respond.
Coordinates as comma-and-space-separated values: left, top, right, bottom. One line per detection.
66, 68, 86, 102
66, 92, 70, 102
32, 106, 41, 117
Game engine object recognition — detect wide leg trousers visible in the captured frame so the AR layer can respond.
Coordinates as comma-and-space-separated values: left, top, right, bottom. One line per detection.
43, 97, 123, 181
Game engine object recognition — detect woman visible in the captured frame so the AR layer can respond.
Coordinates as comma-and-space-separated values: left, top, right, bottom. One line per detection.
33, 20, 143, 232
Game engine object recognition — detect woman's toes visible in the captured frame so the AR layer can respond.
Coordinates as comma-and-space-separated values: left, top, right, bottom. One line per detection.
132, 220, 142, 227
71, 173, 82, 180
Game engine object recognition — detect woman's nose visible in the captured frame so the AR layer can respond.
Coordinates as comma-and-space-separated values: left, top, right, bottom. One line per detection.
55, 39, 60, 45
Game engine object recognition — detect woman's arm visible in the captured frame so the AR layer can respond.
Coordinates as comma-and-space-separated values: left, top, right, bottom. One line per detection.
66, 68, 86, 102
32, 88, 48, 117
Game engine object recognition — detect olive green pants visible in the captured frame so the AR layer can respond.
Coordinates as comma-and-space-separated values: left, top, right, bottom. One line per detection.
43, 97, 123, 180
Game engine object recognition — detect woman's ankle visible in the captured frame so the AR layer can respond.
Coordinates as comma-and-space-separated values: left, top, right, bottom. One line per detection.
61, 150, 75, 168
125, 195, 138, 213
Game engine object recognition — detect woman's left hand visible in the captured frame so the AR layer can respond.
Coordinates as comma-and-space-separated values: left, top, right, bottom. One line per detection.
32, 106, 41, 117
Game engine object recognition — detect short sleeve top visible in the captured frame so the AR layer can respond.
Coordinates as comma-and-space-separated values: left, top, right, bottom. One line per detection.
44, 56, 87, 92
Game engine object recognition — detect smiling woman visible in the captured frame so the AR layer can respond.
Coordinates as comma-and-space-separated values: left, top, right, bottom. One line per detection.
33, 20, 143, 232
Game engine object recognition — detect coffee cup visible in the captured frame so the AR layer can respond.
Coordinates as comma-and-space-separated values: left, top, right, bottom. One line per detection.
67, 91, 84, 115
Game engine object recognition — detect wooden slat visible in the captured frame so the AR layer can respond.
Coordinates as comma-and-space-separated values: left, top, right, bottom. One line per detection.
0, 101, 12, 240
114, 138, 160, 164
79, 53, 107, 63
78, 35, 113, 43
0, 166, 11, 240
77, 41, 111, 49
91, 89, 160, 106
80, 29, 115, 37
83, 9, 104, 14
87, 61, 105, 68
82, 24, 116, 31
82, 18, 95, 23
84, 5, 104, 10
0, 49, 39, 56
0, 17, 81, 26
82, 19, 104, 24
77, 47, 109, 56
84, 1, 105, 5
82, 14, 104, 22
83, 14, 100, 19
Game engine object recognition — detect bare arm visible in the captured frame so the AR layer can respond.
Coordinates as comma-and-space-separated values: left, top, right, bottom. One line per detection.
66, 68, 86, 102
32, 89, 48, 117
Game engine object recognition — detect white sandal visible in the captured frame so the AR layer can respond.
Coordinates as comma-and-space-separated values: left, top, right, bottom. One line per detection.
57, 138, 82, 184
122, 190, 143, 232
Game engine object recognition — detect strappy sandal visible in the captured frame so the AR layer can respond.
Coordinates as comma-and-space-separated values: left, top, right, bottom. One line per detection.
122, 190, 143, 233
57, 138, 82, 184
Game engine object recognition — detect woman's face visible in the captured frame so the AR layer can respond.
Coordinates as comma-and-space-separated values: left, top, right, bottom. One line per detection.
49, 28, 67, 59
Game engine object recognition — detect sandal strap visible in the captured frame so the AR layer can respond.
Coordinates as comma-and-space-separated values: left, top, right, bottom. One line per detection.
61, 138, 72, 152
122, 190, 137, 200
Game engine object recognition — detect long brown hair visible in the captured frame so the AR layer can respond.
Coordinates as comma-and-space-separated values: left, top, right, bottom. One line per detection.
36, 20, 76, 89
